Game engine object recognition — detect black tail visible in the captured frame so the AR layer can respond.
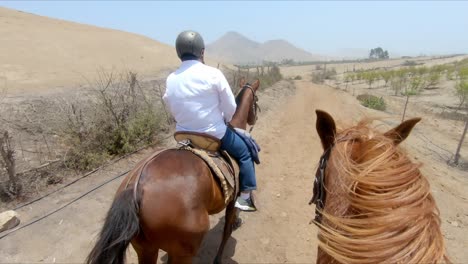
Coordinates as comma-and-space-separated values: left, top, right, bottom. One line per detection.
86, 188, 140, 264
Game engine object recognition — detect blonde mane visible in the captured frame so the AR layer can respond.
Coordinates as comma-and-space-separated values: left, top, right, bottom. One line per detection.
316, 120, 449, 264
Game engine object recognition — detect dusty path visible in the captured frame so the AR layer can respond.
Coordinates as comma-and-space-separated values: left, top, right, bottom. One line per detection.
1, 80, 467, 263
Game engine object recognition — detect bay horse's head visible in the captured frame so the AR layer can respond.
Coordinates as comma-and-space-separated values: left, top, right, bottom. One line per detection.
311, 110, 447, 263
231, 78, 260, 130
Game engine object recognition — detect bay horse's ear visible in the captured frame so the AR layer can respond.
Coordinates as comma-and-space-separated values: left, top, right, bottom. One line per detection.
251, 79, 260, 91
239, 77, 246, 88
384, 118, 421, 145
316, 110, 336, 150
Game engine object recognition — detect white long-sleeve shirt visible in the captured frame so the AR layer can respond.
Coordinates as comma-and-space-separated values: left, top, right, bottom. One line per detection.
163, 60, 237, 139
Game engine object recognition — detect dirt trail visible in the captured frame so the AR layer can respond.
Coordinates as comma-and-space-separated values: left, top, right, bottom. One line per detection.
1, 80, 467, 263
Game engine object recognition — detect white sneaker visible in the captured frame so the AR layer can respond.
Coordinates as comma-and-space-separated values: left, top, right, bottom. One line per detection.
235, 196, 257, 211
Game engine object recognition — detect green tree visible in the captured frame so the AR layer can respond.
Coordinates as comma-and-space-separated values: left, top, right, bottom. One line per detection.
344, 74, 352, 90
391, 69, 408, 96
452, 64, 468, 165
453, 78, 468, 166
426, 71, 440, 89
417, 66, 428, 76
369, 47, 390, 59
364, 71, 378, 88
401, 75, 423, 121
458, 67, 468, 81
381, 71, 393, 87
455, 80, 468, 112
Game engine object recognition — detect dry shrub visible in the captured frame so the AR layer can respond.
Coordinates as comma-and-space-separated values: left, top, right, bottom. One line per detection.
0, 130, 21, 200
59, 71, 165, 170
311, 68, 337, 84
224, 64, 283, 94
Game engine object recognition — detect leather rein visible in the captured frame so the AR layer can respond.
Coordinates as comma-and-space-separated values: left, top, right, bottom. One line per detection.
309, 146, 332, 223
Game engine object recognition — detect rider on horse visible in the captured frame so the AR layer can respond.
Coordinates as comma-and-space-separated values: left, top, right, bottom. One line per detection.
163, 30, 258, 211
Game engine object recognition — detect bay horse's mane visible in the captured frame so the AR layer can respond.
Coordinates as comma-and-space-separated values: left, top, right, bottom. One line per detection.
317, 120, 449, 264
235, 83, 248, 104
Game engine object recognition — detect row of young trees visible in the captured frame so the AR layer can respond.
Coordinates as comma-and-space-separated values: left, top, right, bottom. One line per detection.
344, 59, 468, 99
343, 58, 468, 165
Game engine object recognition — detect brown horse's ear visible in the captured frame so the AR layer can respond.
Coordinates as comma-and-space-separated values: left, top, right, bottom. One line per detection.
384, 118, 421, 145
239, 77, 246, 88
316, 110, 336, 150
251, 79, 260, 91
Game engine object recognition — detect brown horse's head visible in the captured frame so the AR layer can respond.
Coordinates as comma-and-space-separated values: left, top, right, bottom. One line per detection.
312, 110, 448, 264
231, 78, 260, 129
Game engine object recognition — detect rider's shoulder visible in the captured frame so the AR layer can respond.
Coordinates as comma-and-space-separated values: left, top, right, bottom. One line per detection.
199, 63, 224, 77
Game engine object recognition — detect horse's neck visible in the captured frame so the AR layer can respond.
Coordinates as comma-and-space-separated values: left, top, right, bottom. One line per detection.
230, 91, 253, 130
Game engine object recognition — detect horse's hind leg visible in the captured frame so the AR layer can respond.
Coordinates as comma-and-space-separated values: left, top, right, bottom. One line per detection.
214, 200, 238, 264
136, 249, 158, 264
167, 228, 207, 264
133, 244, 158, 264
168, 255, 193, 264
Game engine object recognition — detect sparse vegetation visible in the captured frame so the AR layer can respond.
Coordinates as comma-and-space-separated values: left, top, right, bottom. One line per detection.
311, 68, 337, 84
0, 130, 21, 200
363, 71, 379, 88
322, 56, 468, 168
228, 63, 283, 93
381, 71, 393, 87
426, 70, 441, 89
1, 70, 169, 201
402, 60, 419, 67
60, 71, 165, 170
454, 80, 468, 114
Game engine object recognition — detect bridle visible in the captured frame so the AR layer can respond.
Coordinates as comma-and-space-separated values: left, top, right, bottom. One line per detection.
237, 83, 260, 132
309, 146, 333, 224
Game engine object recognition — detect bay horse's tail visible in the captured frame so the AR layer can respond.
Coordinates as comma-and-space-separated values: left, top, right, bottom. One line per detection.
86, 188, 140, 264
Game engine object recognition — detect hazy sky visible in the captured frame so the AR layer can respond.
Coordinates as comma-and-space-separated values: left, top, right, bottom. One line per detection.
2, 1, 467, 57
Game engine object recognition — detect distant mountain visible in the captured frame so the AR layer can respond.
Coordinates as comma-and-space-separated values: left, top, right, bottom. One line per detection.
206, 31, 325, 64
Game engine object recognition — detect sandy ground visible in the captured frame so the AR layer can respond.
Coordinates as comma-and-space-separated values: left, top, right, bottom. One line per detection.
0, 78, 467, 263
0, 7, 221, 97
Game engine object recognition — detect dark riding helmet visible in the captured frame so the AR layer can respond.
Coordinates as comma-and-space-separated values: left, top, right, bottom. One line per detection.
175, 30, 205, 60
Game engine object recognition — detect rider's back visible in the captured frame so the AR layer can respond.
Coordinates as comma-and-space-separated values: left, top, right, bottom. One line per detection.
164, 60, 235, 139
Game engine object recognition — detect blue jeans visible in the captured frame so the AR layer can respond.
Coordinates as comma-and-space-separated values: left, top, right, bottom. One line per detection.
220, 127, 257, 192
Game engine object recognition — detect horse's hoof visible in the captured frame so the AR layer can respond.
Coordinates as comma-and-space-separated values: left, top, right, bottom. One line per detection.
233, 217, 243, 230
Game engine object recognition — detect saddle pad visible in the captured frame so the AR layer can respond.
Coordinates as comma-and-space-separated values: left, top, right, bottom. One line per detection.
179, 145, 238, 204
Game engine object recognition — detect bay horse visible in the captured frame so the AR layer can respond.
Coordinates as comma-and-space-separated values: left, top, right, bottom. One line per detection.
311, 110, 450, 264
86, 78, 260, 264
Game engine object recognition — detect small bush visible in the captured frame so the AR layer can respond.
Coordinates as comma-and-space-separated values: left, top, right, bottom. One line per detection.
402, 60, 419, 67
401, 89, 419, 96
357, 94, 386, 111
260, 65, 283, 87
311, 68, 337, 84
225, 64, 283, 93
293, 75, 302, 80
426, 71, 440, 89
